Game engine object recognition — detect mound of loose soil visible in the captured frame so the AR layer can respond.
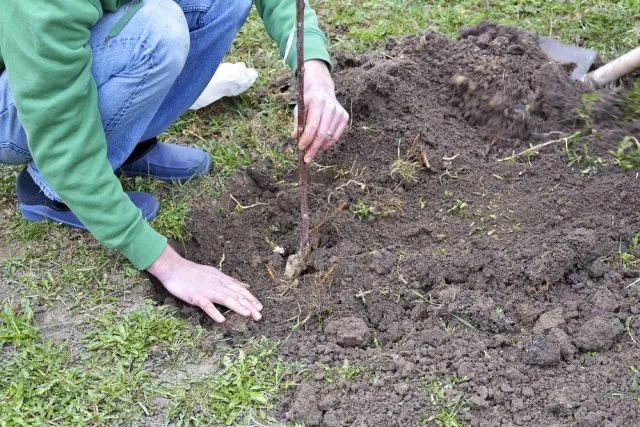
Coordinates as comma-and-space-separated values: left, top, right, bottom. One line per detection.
161, 24, 640, 425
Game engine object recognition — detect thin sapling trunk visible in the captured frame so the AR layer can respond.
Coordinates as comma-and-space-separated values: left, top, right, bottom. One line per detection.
296, 0, 310, 257
285, 0, 310, 279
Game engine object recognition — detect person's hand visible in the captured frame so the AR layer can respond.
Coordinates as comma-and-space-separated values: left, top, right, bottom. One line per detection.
147, 244, 263, 323
292, 59, 349, 164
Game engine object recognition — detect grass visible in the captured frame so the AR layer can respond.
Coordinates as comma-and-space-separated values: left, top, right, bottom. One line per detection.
311, 0, 639, 59
1, 301, 297, 425
1, 0, 638, 424
320, 359, 362, 383
422, 375, 470, 426
611, 136, 640, 171
0, 302, 168, 425
166, 339, 302, 426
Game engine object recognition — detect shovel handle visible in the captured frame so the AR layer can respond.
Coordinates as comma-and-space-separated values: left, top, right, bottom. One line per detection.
585, 47, 640, 87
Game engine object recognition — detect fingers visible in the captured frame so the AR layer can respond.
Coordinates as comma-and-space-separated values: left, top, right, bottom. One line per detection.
298, 101, 322, 151
230, 283, 263, 311
236, 294, 262, 321
319, 110, 349, 154
292, 94, 350, 164
199, 299, 226, 323
304, 105, 335, 164
215, 294, 258, 320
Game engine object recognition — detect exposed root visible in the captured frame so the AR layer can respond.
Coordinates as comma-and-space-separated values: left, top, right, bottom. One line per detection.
498, 131, 581, 162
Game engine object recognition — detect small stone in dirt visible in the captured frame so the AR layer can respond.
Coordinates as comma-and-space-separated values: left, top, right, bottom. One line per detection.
546, 389, 577, 416
284, 252, 305, 279
225, 315, 249, 334
589, 288, 619, 313
574, 316, 624, 351
325, 317, 372, 348
179, 306, 203, 325
522, 338, 561, 366
393, 383, 409, 396
532, 307, 565, 334
286, 383, 323, 426
468, 394, 489, 410
318, 393, 338, 411
457, 361, 474, 378
198, 334, 219, 352
410, 303, 429, 321
511, 398, 525, 412
323, 410, 346, 427
549, 328, 577, 359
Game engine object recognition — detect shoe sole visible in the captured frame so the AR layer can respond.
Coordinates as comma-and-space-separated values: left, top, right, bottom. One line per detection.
19, 199, 160, 230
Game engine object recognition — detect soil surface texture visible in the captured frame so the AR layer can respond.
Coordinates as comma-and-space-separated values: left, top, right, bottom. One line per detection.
163, 24, 640, 426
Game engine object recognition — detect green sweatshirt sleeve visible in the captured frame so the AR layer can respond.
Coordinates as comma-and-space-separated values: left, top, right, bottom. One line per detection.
0, 0, 166, 270
254, 0, 332, 74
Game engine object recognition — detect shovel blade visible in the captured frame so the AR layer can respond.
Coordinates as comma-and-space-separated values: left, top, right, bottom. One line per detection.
538, 36, 598, 81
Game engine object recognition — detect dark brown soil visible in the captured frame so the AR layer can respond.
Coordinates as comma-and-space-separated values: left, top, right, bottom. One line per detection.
165, 24, 640, 426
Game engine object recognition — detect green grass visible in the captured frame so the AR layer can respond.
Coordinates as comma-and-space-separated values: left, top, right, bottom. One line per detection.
1, 0, 638, 424
311, 0, 639, 59
82, 303, 203, 367
166, 339, 302, 426
422, 375, 470, 426
611, 136, 640, 171
320, 359, 362, 383
0, 303, 166, 425
0, 302, 298, 425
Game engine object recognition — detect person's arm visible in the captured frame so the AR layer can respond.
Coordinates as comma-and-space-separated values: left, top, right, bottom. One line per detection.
254, 0, 331, 74
0, 0, 166, 269
255, 0, 349, 162
1, 0, 262, 322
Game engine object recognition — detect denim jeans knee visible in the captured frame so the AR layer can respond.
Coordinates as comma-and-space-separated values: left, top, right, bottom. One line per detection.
134, 0, 190, 76
0, 141, 31, 164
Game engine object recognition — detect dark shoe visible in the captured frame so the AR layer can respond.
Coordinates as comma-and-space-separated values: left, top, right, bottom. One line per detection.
16, 169, 159, 229
118, 137, 210, 182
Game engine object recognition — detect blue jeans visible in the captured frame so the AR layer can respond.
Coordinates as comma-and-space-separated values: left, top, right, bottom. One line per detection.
0, 0, 251, 200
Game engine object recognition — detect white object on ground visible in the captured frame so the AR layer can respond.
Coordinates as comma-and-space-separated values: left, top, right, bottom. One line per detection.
189, 62, 258, 110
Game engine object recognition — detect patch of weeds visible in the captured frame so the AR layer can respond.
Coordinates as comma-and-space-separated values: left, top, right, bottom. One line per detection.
0, 303, 163, 425
625, 316, 637, 345
0, 302, 39, 347
563, 140, 604, 176
440, 318, 456, 334
0, 166, 19, 204
83, 302, 201, 367
167, 338, 301, 426
422, 375, 470, 427
601, 234, 640, 270
1, 238, 145, 306
390, 141, 419, 184
321, 359, 361, 383
350, 198, 396, 220
611, 136, 640, 171
390, 158, 419, 184
151, 199, 192, 241
418, 196, 427, 209
622, 79, 640, 120
448, 199, 468, 213
208, 138, 253, 179
7, 215, 59, 242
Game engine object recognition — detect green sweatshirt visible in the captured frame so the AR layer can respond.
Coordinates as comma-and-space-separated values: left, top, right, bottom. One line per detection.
0, 0, 330, 270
